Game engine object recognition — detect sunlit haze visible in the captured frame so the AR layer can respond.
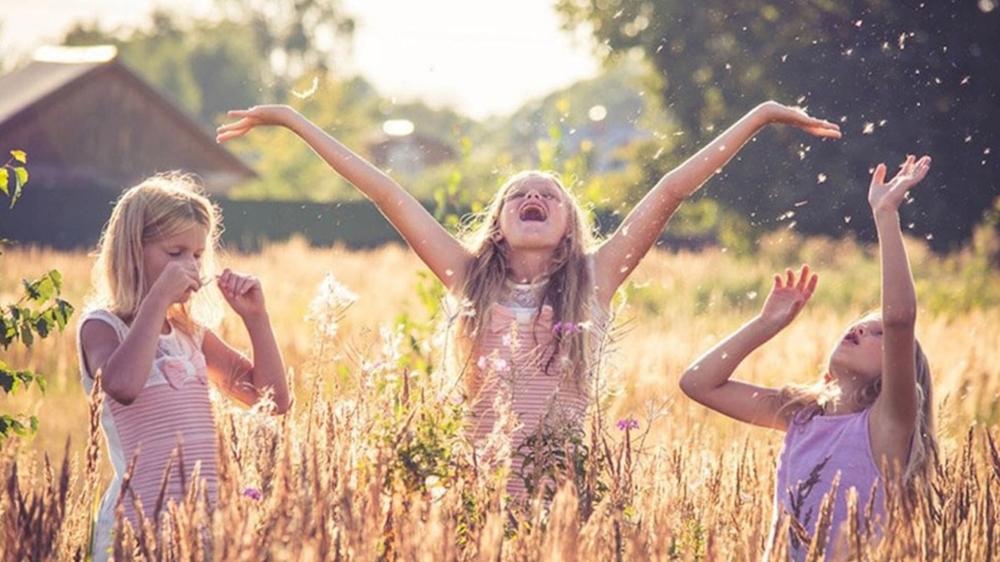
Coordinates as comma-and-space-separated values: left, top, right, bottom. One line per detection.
2, 0, 601, 119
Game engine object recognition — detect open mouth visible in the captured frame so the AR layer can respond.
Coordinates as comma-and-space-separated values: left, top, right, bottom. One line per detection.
519, 202, 548, 222
843, 333, 859, 345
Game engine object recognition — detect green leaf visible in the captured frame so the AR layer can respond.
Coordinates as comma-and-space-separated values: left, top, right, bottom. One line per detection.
10, 150, 26, 164
12, 166, 27, 206
24, 274, 56, 302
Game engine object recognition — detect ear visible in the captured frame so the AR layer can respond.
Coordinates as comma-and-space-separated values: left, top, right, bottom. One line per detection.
491, 230, 504, 243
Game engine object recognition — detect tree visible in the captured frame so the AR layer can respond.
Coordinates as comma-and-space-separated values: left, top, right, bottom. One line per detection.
557, 0, 1000, 251
62, 0, 355, 127
0, 151, 74, 443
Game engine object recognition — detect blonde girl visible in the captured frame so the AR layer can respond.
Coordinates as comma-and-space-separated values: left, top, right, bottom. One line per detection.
216, 101, 840, 498
77, 173, 289, 561
679, 156, 936, 560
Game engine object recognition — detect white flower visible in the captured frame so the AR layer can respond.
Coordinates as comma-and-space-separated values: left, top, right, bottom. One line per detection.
306, 272, 357, 338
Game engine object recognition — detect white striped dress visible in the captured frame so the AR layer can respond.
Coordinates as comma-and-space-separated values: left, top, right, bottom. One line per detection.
78, 309, 218, 562
466, 279, 607, 500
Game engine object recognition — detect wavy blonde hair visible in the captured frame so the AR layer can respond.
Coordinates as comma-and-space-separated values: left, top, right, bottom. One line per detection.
452, 171, 600, 387
89, 172, 223, 334
780, 316, 937, 484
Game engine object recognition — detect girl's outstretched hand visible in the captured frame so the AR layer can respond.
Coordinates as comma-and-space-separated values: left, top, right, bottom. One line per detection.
868, 154, 932, 214
759, 265, 818, 330
756, 101, 842, 139
216, 105, 297, 143
215, 268, 267, 319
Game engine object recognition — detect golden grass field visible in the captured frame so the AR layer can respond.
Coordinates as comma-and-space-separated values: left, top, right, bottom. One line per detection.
2, 233, 999, 560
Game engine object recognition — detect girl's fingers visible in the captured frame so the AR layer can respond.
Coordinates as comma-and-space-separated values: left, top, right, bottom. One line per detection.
805, 273, 819, 299
795, 264, 811, 290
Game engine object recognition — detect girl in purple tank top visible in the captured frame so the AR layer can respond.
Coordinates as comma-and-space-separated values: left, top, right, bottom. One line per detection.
78, 173, 290, 561
680, 155, 938, 560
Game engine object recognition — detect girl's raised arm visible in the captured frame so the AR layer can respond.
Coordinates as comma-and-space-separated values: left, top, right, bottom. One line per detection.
217, 105, 473, 292
679, 265, 818, 431
593, 102, 840, 306
867, 155, 931, 464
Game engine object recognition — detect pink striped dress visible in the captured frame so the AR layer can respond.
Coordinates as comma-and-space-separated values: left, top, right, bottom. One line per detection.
465, 278, 607, 500
77, 309, 219, 562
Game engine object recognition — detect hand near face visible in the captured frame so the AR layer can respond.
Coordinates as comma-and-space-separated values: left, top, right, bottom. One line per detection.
214, 268, 267, 319
148, 261, 202, 306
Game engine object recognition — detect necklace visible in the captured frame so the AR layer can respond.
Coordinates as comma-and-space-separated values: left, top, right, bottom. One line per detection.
503, 277, 548, 309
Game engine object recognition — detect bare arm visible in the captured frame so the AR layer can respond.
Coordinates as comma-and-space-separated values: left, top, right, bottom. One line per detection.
217, 105, 472, 292
593, 102, 840, 306
203, 268, 290, 414
868, 155, 931, 465
679, 265, 818, 430
79, 262, 201, 404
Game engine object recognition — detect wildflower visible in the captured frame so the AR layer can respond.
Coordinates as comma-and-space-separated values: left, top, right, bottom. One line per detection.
552, 321, 584, 334
477, 354, 510, 374
243, 487, 262, 501
306, 272, 358, 338
616, 417, 639, 431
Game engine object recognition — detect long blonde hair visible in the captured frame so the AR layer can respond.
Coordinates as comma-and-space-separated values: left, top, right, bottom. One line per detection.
780, 324, 937, 484
453, 171, 599, 386
89, 172, 222, 334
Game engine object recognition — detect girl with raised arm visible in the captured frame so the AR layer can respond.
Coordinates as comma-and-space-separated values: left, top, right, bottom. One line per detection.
217, 101, 840, 499
679, 156, 936, 560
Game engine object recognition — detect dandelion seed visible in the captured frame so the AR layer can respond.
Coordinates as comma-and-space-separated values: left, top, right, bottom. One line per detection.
292, 76, 319, 99
794, 200, 808, 207
961, 75, 971, 85
817, 173, 828, 184
746, 291, 758, 300
862, 122, 875, 135
844, 216, 852, 223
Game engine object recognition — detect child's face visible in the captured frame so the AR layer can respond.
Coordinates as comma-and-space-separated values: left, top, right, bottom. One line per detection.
829, 316, 884, 384
142, 223, 208, 303
496, 176, 571, 250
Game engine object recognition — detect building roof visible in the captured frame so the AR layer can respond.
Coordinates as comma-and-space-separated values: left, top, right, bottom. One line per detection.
0, 46, 255, 194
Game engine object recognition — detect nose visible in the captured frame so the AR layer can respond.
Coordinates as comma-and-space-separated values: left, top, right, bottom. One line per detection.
525, 189, 541, 200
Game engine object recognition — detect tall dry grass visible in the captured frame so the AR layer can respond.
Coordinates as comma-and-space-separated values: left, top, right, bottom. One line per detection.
2, 234, 999, 560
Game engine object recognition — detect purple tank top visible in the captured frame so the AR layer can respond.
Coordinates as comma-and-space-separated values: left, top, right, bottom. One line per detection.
770, 407, 884, 561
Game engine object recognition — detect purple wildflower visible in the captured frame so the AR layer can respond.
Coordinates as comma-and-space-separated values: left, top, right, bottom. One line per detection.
552, 321, 584, 335
243, 487, 262, 501
616, 417, 639, 431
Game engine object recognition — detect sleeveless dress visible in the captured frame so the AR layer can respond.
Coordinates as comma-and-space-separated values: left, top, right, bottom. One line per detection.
769, 407, 884, 561
77, 309, 219, 562
466, 277, 608, 500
